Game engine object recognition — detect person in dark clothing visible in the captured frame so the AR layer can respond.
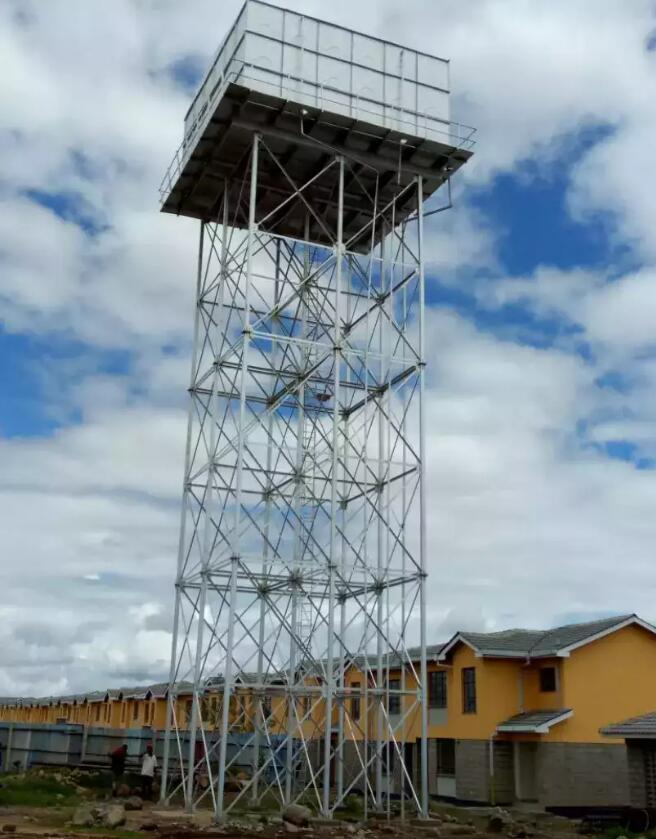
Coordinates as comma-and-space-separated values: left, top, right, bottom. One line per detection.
110, 744, 128, 796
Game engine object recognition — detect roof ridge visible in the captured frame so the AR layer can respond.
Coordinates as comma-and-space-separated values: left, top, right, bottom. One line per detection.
546, 613, 634, 633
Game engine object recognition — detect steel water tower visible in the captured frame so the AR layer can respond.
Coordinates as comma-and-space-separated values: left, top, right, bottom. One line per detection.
159, 0, 473, 821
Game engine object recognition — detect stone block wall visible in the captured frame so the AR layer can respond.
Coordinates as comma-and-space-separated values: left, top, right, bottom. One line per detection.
535, 742, 629, 807
626, 741, 646, 807
455, 739, 490, 802
453, 739, 514, 804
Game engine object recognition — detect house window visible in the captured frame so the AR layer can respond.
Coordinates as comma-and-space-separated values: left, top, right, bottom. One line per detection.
121, 703, 126, 723
350, 682, 361, 721
462, 668, 476, 714
132, 702, 139, 721
429, 671, 447, 709
262, 695, 272, 720
436, 738, 455, 777
539, 667, 557, 693
95, 704, 101, 721
388, 679, 401, 715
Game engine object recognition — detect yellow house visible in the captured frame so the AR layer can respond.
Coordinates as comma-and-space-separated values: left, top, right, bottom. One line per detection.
392, 614, 656, 807
329, 615, 656, 808
2, 613, 656, 810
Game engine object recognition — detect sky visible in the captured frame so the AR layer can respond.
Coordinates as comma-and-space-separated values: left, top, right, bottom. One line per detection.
1, 0, 656, 697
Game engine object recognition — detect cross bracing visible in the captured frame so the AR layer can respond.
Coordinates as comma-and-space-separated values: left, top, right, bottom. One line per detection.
161, 129, 434, 822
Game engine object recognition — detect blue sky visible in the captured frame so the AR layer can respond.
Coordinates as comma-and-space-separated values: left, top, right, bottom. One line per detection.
1, 0, 656, 694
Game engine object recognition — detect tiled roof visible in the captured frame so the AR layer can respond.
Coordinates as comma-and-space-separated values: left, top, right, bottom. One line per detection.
601, 712, 656, 738
119, 685, 154, 700
444, 614, 645, 660
84, 690, 109, 702
459, 629, 544, 655
1, 614, 652, 709
531, 615, 637, 655
497, 709, 572, 733
337, 644, 445, 673
0, 682, 192, 710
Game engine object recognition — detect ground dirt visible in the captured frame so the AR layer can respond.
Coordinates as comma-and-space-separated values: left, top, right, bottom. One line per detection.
0, 770, 585, 839
0, 800, 586, 839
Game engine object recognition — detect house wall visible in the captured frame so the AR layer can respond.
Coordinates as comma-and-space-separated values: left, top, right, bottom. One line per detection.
626, 740, 650, 807
522, 659, 564, 711
434, 645, 520, 740
0, 620, 652, 811
547, 624, 656, 743
534, 742, 629, 806
453, 739, 514, 805
152, 698, 168, 729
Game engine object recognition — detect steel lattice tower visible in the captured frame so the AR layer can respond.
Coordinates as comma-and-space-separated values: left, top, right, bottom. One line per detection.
158, 0, 473, 822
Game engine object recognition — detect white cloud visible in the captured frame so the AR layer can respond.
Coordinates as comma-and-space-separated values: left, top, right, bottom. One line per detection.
1, 0, 656, 696
568, 98, 656, 263
423, 312, 656, 629
582, 267, 656, 352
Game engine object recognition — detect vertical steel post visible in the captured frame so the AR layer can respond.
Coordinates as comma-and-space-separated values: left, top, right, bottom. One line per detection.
161, 220, 205, 805
215, 135, 259, 822
416, 176, 429, 819
375, 219, 386, 812
252, 238, 281, 800
322, 154, 344, 817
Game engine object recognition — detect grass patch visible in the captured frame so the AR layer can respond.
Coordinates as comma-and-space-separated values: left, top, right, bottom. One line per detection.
333, 793, 364, 821
73, 771, 114, 791
0, 775, 80, 807
227, 788, 282, 815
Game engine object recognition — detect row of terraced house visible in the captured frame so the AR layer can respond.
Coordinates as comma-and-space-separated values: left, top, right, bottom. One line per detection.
3, 614, 656, 810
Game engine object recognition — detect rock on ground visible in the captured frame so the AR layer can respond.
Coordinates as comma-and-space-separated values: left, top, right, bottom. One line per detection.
488, 808, 515, 835
73, 803, 127, 830
102, 804, 127, 829
124, 796, 143, 811
282, 804, 312, 827
71, 806, 95, 828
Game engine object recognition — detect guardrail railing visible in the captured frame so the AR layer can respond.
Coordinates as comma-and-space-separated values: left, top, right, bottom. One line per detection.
159, 61, 476, 204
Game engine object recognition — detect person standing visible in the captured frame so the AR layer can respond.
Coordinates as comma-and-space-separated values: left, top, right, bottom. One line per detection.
140, 744, 157, 800
109, 744, 128, 797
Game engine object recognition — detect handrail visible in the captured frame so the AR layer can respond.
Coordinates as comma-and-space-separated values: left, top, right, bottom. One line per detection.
159, 61, 476, 203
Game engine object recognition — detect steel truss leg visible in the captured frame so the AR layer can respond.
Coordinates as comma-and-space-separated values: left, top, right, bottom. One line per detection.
163, 134, 431, 821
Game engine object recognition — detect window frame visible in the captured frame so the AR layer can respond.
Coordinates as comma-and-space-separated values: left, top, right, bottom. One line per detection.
429, 670, 447, 709
435, 737, 455, 777
388, 678, 401, 715
539, 666, 557, 693
350, 682, 361, 721
462, 667, 477, 714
